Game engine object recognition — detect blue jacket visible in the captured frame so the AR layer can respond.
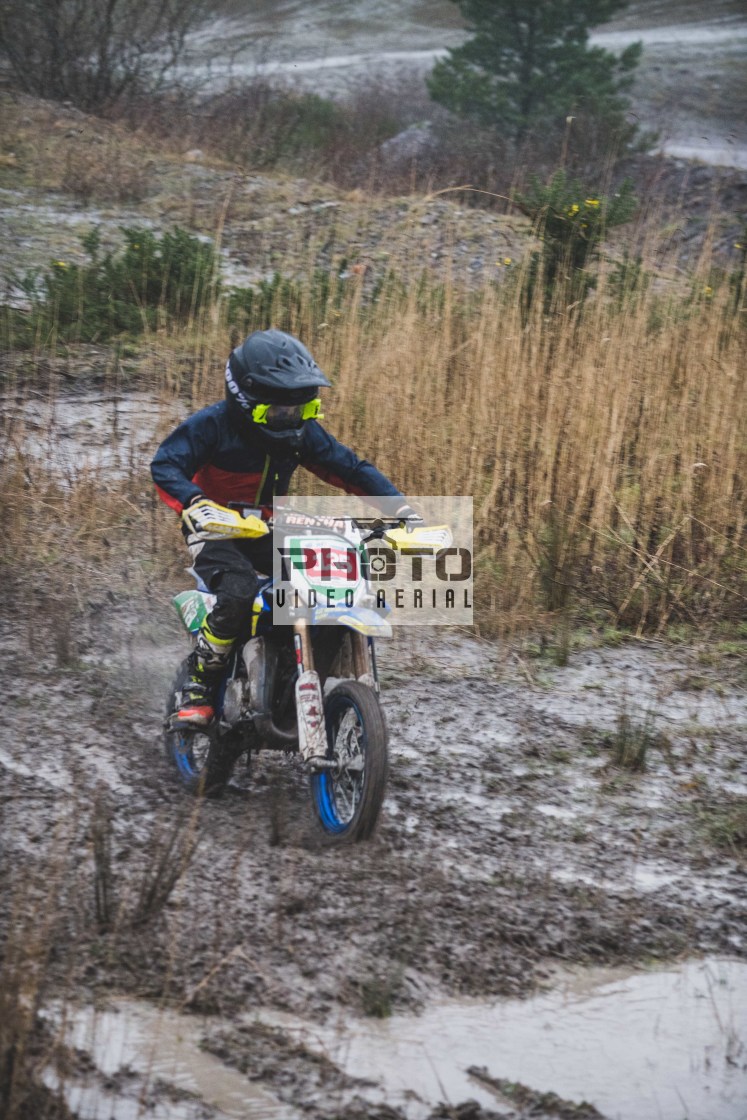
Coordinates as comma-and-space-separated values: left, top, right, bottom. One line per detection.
151, 401, 401, 513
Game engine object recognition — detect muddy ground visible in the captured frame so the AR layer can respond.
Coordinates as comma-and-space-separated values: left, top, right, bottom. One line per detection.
1, 552, 745, 1116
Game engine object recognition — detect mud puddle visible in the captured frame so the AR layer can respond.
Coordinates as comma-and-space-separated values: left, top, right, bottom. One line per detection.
51, 956, 747, 1120
655, 139, 747, 171
254, 956, 747, 1119
45, 1000, 298, 1120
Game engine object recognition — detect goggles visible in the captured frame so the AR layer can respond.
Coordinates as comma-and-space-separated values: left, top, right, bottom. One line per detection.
251, 398, 323, 430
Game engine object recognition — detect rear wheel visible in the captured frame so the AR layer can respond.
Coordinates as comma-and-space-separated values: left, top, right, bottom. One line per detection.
163, 658, 236, 796
310, 681, 388, 843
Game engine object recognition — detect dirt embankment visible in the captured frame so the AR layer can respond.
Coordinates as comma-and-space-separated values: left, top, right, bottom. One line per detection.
1, 90, 745, 317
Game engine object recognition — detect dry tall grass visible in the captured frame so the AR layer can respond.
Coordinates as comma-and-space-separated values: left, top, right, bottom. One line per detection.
1, 219, 744, 637
324, 269, 745, 634
206, 237, 745, 634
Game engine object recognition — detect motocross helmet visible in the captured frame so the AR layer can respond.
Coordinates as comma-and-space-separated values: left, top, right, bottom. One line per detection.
225, 329, 331, 453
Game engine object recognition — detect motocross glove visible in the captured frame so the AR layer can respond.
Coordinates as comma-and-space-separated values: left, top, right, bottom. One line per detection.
395, 503, 424, 532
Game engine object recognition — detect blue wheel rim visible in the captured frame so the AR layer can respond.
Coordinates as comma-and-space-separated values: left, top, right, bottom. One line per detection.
168, 673, 228, 783
313, 772, 349, 833
172, 729, 203, 780
312, 695, 365, 834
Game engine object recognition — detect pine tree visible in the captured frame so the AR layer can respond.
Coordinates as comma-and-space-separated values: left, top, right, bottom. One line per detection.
428, 0, 641, 146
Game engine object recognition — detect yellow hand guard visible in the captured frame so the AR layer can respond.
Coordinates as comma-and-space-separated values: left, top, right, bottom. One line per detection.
182, 498, 269, 540
384, 525, 453, 550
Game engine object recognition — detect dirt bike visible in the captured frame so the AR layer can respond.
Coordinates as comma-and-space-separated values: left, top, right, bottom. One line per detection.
163, 503, 449, 842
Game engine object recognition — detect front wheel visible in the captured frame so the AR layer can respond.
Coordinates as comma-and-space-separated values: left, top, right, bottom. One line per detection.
163, 658, 236, 796
310, 681, 388, 843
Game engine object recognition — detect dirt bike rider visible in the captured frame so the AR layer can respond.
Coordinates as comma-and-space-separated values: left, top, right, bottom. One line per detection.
151, 329, 415, 727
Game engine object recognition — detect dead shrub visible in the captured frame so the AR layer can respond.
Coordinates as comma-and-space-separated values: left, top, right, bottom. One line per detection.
129, 812, 199, 928
0, 865, 72, 1120
0, 0, 207, 113
91, 792, 116, 932
59, 138, 151, 205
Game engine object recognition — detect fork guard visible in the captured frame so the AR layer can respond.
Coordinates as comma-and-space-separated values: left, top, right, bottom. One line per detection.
296, 670, 328, 761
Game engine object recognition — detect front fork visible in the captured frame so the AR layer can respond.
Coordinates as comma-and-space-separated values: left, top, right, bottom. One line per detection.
353, 633, 380, 693
293, 620, 328, 765
293, 623, 378, 767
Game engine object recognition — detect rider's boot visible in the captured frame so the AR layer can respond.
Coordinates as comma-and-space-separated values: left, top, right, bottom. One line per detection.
174, 624, 235, 727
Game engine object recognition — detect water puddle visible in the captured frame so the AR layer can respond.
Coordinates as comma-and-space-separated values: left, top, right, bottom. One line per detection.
260, 957, 747, 1120
657, 140, 747, 171
45, 957, 747, 1119
592, 23, 747, 49
549, 861, 682, 895
0, 744, 74, 792
535, 802, 577, 821
46, 1000, 298, 1120
523, 650, 745, 738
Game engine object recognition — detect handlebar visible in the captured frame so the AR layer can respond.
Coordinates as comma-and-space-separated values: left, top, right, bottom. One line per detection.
267, 506, 417, 535
222, 503, 451, 548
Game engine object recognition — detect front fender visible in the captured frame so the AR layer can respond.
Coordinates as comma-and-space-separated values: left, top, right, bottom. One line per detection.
329, 607, 392, 638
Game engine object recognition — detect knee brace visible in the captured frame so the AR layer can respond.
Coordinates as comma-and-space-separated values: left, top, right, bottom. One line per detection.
208, 569, 258, 640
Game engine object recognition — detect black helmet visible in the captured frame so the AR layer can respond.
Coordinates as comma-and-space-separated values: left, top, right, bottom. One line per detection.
225, 329, 331, 452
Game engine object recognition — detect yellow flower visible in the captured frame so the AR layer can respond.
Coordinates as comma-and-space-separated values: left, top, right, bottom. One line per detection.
568, 203, 580, 215
585, 198, 600, 207
703, 286, 713, 297
735, 242, 744, 249
53, 260, 68, 269
503, 257, 512, 265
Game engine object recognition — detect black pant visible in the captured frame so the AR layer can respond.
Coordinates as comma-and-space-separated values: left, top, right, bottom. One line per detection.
191, 536, 275, 642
